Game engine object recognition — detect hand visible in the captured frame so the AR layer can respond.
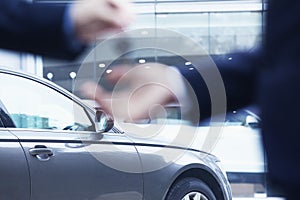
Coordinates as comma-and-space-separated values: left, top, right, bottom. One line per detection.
70, 0, 134, 43
81, 63, 185, 122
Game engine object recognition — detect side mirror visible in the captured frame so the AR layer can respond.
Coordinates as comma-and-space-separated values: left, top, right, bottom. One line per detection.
95, 110, 114, 133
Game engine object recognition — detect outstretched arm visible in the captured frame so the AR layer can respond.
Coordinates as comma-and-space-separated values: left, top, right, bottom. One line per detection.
0, 0, 133, 59
81, 50, 265, 123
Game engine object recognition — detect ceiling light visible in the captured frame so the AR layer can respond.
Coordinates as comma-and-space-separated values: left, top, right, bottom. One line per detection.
98, 63, 106, 68
138, 59, 146, 64
47, 72, 53, 80
106, 69, 113, 74
185, 61, 192, 66
69, 72, 77, 79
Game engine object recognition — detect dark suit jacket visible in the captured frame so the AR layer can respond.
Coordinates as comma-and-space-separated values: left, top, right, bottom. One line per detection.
0, 0, 84, 59
182, 0, 300, 192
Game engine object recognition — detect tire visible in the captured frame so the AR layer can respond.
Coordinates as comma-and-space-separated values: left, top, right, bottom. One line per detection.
165, 177, 217, 200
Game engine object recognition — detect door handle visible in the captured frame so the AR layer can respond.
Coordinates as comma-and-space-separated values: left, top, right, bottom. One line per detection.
29, 145, 53, 161
29, 148, 53, 156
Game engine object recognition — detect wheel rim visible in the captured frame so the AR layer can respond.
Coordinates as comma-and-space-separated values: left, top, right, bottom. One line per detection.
181, 191, 209, 200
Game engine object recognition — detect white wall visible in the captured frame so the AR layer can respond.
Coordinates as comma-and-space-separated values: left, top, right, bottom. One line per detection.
0, 49, 43, 76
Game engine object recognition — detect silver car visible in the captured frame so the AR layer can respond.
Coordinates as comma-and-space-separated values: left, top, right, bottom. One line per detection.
0, 67, 231, 200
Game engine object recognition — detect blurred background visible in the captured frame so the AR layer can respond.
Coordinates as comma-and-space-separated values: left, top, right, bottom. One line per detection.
5, 0, 265, 95
1, 0, 281, 199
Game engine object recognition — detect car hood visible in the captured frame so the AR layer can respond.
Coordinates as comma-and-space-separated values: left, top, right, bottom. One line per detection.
117, 123, 223, 156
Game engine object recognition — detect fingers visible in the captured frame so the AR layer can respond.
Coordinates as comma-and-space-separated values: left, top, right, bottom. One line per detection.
105, 65, 132, 84
80, 64, 180, 122
80, 82, 113, 115
125, 84, 175, 121
71, 0, 134, 43
107, 63, 168, 85
96, 0, 134, 29
80, 81, 173, 121
107, 0, 134, 28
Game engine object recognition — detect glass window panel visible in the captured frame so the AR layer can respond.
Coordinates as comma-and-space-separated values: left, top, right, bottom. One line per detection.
156, 13, 210, 53
155, 1, 262, 13
209, 12, 262, 54
128, 14, 156, 29
132, 3, 155, 14
0, 73, 92, 131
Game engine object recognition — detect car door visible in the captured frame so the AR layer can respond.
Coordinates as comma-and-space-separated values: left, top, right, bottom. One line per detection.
0, 71, 143, 200
14, 131, 143, 200
0, 119, 30, 200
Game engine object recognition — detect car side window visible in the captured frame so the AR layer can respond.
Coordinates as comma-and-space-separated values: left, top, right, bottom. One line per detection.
0, 73, 93, 131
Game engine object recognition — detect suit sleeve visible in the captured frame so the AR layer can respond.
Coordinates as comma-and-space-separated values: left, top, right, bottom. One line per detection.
0, 0, 84, 60
179, 50, 265, 121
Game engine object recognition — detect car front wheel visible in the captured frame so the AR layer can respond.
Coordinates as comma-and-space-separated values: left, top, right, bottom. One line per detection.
165, 177, 216, 200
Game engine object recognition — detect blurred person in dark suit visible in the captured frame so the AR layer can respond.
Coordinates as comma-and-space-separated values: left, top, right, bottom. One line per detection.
0, 0, 133, 60
82, 1, 300, 199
